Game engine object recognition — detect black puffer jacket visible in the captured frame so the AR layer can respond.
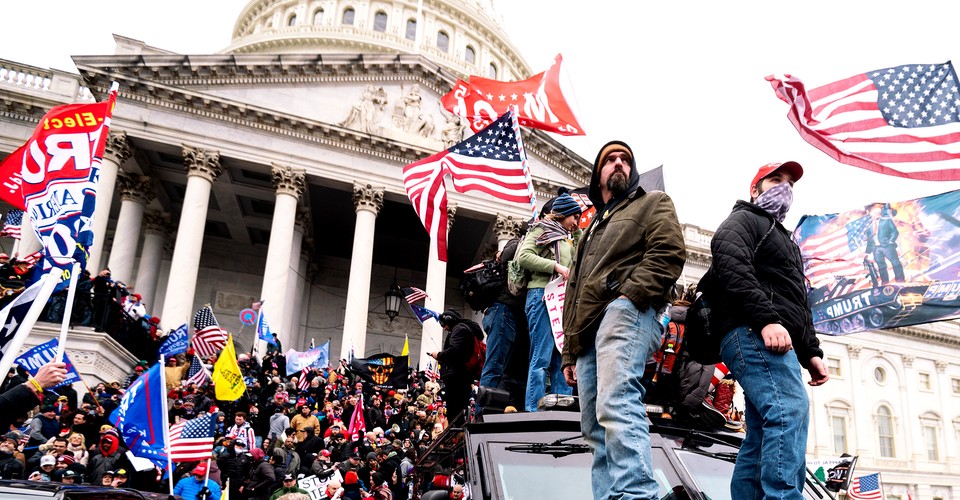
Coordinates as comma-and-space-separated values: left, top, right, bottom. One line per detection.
705, 201, 822, 367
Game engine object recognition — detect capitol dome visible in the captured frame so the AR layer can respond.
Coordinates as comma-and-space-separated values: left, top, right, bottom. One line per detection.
224, 0, 532, 81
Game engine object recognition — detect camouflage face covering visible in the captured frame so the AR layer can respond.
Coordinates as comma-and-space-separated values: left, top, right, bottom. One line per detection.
754, 182, 793, 223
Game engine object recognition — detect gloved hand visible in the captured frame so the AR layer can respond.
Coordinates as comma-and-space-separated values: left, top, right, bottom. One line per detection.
197, 487, 211, 500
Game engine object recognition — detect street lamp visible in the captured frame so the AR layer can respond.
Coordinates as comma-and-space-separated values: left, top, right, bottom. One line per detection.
385, 284, 403, 321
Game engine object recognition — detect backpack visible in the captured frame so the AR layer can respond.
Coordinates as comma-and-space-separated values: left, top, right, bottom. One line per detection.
506, 239, 559, 297
642, 317, 685, 404
463, 321, 486, 378
460, 258, 506, 311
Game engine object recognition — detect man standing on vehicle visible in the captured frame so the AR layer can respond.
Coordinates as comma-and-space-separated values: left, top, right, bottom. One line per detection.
562, 141, 686, 499
706, 162, 828, 499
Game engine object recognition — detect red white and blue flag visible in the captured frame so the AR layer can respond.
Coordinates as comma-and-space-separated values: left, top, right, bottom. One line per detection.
0, 209, 23, 239
168, 412, 216, 462
183, 355, 209, 387
403, 110, 534, 261
848, 472, 883, 499
768, 62, 960, 180
192, 305, 228, 358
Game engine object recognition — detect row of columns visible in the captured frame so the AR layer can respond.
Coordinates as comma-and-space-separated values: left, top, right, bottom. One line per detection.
93, 131, 526, 362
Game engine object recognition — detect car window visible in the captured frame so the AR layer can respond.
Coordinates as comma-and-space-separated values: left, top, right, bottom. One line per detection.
675, 449, 735, 500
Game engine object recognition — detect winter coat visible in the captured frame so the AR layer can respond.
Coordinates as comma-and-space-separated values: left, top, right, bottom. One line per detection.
0, 385, 42, 433
561, 150, 686, 367
705, 201, 823, 367
516, 225, 580, 289
436, 321, 480, 380
244, 460, 276, 500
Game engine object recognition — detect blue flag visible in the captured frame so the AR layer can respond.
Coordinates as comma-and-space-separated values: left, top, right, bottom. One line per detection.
256, 311, 276, 345
284, 341, 330, 376
410, 304, 439, 325
158, 323, 188, 357
110, 364, 168, 468
14, 338, 81, 389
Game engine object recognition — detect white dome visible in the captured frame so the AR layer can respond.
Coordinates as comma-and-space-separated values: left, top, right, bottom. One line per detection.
224, 0, 532, 81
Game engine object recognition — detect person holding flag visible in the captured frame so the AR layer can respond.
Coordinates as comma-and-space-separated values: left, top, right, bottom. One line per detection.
0, 361, 67, 431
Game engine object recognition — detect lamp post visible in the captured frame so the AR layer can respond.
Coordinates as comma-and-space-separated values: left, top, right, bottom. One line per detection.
385, 284, 403, 321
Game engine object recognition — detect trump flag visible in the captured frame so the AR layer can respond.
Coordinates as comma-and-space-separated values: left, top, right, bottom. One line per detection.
110, 363, 168, 468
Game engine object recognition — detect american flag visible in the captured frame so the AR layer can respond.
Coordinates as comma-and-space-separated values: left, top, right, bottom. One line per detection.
168, 412, 216, 462
768, 62, 960, 181
0, 209, 23, 239
797, 214, 873, 291
424, 361, 440, 380
191, 306, 227, 358
848, 472, 883, 499
297, 367, 310, 392
403, 110, 533, 262
18, 250, 42, 267
401, 286, 428, 304
183, 355, 209, 387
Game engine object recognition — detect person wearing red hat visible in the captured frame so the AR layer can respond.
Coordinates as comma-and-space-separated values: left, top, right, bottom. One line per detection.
174, 462, 222, 500
701, 161, 829, 499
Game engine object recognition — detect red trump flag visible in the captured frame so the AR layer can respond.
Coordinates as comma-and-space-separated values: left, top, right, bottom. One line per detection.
441, 54, 585, 136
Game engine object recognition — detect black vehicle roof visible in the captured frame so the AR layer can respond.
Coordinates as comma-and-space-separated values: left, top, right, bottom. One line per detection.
0, 479, 180, 500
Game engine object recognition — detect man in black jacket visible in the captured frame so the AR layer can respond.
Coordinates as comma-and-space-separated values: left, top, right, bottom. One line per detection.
428, 310, 479, 425
706, 161, 828, 499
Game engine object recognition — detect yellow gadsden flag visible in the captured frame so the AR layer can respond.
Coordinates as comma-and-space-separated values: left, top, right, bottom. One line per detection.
212, 334, 246, 401
401, 335, 409, 357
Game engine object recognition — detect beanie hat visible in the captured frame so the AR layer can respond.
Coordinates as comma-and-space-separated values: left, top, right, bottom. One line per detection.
550, 193, 582, 217
593, 141, 634, 174
344, 470, 359, 485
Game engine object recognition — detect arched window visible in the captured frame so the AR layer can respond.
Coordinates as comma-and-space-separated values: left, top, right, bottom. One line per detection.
342, 7, 355, 25
876, 405, 895, 457
436, 30, 449, 52
373, 11, 388, 32
287, 14, 297, 26
465, 45, 476, 64
313, 8, 324, 24
487, 62, 497, 79
405, 19, 417, 40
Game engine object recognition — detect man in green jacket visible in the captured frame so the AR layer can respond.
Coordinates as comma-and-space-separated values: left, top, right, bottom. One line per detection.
562, 140, 685, 500
270, 473, 309, 500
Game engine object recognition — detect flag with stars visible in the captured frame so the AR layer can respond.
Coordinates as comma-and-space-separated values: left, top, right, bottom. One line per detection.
110, 363, 168, 469
401, 286, 429, 305
768, 62, 960, 180
0, 209, 23, 239
847, 472, 883, 499
0, 280, 49, 366
403, 110, 533, 261
441, 54, 585, 136
168, 412, 216, 462
183, 355, 209, 387
192, 305, 227, 358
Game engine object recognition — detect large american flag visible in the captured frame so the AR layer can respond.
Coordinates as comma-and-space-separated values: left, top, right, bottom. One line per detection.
0, 209, 23, 239
297, 367, 310, 392
168, 412, 216, 462
192, 306, 227, 358
797, 214, 873, 291
403, 110, 534, 261
401, 286, 428, 305
848, 472, 883, 499
183, 355, 209, 387
769, 62, 960, 180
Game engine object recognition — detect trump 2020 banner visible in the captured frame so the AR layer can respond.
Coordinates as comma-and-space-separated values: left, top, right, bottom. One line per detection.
19, 84, 118, 286
795, 189, 960, 334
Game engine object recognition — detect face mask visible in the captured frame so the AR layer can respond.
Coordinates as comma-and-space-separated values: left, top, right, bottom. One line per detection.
754, 182, 793, 223
235, 447, 244, 454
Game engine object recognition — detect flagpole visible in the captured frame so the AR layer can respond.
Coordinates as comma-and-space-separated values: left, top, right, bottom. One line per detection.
0, 272, 60, 378
158, 353, 174, 495
54, 262, 81, 362
201, 457, 212, 500
508, 105, 538, 219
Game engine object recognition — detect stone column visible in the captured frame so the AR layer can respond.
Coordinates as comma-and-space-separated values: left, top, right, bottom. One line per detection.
494, 213, 523, 250
159, 145, 223, 329
282, 208, 310, 344
259, 165, 306, 350
107, 173, 155, 284
290, 240, 311, 350
340, 184, 384, 360
134, 211, 169, 315
419, 204, 456, 368
89, 132, 131, 272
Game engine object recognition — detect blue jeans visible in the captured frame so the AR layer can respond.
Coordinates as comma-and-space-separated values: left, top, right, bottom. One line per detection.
525, 288, 571, 411
577, 297, 661, 500
720, 325, 809, 500
480, 302, 517, 389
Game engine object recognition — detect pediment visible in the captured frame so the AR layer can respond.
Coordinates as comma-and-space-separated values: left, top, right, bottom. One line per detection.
74, 52, 590, 192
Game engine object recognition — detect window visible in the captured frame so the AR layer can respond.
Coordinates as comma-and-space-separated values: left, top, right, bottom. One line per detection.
465, 45, 476, 64
405, 19, 417, 40
874, 366, 887, 384
877, 405, 895, 457
313, 8, 324, 24
923, 424, 940, 461
342, 7, 355, 25
287, 14, 297, 26
437, 30, 449, 52
826, 357, 842, 377
488, 62, 498, 79
373, 11, 387, 32
952, 378, 960, 395
919, 372, 932, 391
831, 415, 847, 454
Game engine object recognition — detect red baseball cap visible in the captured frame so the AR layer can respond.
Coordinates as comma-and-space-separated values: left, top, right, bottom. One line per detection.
749, 161, 803, 195
192, 462, 208, 475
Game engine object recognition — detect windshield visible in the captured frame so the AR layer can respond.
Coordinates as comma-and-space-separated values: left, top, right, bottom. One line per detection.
675, 448, 834, 500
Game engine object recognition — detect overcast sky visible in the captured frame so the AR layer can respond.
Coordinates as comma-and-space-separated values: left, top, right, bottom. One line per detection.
3, 0, 960, 231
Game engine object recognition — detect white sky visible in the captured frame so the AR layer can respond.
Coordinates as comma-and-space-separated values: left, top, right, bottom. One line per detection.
4, 0, 960, 231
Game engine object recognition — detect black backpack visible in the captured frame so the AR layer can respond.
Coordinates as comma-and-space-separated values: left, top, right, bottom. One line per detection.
459, 258, 506, 311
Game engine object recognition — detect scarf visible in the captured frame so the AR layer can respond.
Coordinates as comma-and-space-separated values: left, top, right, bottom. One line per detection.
533, 218, 570, 246
754, 182, 793, 223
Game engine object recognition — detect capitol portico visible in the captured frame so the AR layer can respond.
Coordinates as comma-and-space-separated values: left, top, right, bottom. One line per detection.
1, 0, 960, 497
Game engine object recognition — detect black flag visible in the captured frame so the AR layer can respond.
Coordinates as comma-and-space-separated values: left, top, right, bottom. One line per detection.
350, 353, 409, 391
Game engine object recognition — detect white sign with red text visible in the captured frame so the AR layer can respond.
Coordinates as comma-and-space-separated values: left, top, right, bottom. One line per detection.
544, 276, 566, 353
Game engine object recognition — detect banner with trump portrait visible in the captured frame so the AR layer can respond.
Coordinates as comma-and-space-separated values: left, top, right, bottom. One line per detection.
795, 189, 960, 334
